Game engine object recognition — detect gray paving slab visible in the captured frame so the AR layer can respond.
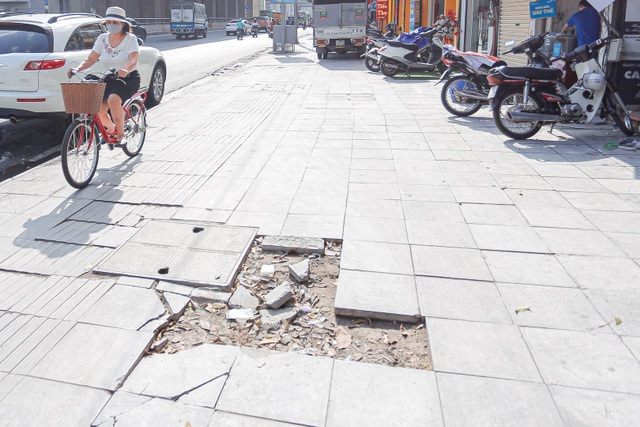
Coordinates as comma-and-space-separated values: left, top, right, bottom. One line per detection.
416, 276, 511, 324
405, 220, 476, 248
535, 227, 627, 257
176, 374, 227, 408
469, 224, 549, 253
0, 316, 46, 367
550, 385, 640, 427
121, 344, 239, 399
484, 251, 576, 287
216, 348, 333, 426
78, 285, 166, 330
521, 328, 640, 393
460, 203, 529, 226
556, 255, 640, 292
116, 275, 154, 288
585, 290, 640, 336
93, 391, 214, 427
437, 373, 564, 427
497, 283, 608, 332
208, 412, 295, 427
402, 200, 465, 222
623, 336, 640, 360
504, 188, 573, 209
280, 213, 343, 239
62, 279, 115, 321
334, 269, 420, 322
345, 198, 404, 219
427, 317, 541, 382
29, 323, 153, 391
0, 375, 110, 427
343, 216, 408, 244
11, 320, 75, 375
341, 240, 413, 275
326, 360, 442, 427
412, 245, 493, 281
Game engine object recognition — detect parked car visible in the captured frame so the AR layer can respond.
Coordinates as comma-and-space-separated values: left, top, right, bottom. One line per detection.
225, 19, 249, 36
0, 13, 167, 122
126, 17, 147, 42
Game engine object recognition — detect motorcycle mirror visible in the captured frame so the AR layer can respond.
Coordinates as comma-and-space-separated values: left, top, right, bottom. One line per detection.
504, 40, 515, 46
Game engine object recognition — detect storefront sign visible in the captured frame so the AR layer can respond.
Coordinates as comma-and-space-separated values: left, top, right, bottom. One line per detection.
376, 0, 388, 20
616, 61, 640, 105
409, 2, 415, 31
530, 0, 556, 19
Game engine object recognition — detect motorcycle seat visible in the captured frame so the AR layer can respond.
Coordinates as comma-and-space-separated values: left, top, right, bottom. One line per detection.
494, 66, 562, 81
387, 40, 420, 52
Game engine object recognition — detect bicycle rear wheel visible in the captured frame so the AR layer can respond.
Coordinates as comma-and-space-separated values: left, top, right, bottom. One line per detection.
122, 100, 146, 157
60, 118, 99, 188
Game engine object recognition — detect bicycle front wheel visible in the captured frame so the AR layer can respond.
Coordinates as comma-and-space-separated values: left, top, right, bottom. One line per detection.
60, 118, 99, 189
122, 100, 146, 157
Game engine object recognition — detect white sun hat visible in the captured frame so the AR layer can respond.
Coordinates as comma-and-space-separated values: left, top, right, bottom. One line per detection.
103, 6, 128, 23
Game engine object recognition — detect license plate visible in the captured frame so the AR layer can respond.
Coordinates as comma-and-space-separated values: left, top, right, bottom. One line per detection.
488, 86, 498, 99
336, 40, 345, 47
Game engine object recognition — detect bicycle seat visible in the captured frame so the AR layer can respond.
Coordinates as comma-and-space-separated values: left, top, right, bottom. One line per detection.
495, 66, 563, 80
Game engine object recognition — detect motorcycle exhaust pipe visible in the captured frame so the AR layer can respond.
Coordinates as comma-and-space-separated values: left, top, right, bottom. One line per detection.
506, 111, 565, 123
455, 90, 487, 101
9, 116, 25, 125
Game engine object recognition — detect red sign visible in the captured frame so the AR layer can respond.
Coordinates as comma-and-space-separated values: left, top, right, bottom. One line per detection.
376, 0, 389, 20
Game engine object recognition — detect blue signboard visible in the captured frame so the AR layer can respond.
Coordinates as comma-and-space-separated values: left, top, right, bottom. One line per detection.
530, 0, 557, 19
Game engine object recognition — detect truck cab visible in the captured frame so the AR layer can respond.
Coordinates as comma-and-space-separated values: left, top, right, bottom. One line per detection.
313, 0, 367, 59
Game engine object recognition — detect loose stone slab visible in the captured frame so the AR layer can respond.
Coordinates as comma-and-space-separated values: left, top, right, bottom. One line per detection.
229, 285, 260, 310
227, 308, 255, 321
94, 220, 256, 290
326, 360, 442, 426
216, 348, 333, 426
191, 287, 231, 305
163, 292, 190, 319
259, 307, 297, 326
289, 259, 310, 283
0, 375, 110, 427
29, 323, 154, 391
437, 373, 564, 427
78, 285, 166, 331
264, 282, 293, 309
261, 235, 324, 254
94, 391, 214, 426
121, 344, 239, 399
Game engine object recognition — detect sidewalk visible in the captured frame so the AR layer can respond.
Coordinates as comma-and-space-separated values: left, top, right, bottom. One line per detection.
1, 37, 640, 426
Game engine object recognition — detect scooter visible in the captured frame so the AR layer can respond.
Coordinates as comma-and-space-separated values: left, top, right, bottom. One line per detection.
361, 23, 399, 72
488, 36, 635, 139
250, 26, 258, 37
237, 28, 244, 40
378, 28, 446, 77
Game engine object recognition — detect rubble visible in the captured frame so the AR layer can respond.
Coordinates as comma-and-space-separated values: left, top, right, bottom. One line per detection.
264, 281, 293, 309
289, 259, 310, 283
190, 288, 231, 305
226, 309, 255, 321
228, 285, 260, 310
261, 235, 325, 255
259, 307, 297, 326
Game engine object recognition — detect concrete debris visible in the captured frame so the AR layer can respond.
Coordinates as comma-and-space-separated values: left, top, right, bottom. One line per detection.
163, 292, 191, 320
260, 264, 275, 278
190, 288, 231, 305
229, 285, 260, 310
261, 235, 325, 254
289, 259, 310, 283
259, 307, 297, 326
264, 281, 293, 309
151, 337, 169, 352
226, 308, 255, 321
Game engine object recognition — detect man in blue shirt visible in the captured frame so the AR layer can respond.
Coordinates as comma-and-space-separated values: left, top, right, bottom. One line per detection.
562, 0, 601, 47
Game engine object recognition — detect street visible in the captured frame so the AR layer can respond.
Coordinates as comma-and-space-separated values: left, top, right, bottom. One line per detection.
0, 27, 280, 181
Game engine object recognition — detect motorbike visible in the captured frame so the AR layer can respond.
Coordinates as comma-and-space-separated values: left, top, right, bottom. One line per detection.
250, 26, 259, 37
488, 36, 635, 139
237, 28, 244, 40
378, 28, 446, 77
362, 23, 398, 72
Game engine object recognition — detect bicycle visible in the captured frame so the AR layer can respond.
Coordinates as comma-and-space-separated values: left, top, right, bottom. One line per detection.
60, 68, 147, 189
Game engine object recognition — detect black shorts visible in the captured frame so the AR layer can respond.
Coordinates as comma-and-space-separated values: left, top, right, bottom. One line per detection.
103, 70, 141, 103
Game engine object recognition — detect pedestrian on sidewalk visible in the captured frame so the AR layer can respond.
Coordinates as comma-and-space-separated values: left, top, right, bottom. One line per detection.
562, 0, 601, 47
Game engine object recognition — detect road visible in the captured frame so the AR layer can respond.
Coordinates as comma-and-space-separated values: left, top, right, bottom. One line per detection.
0, 27, 291, 181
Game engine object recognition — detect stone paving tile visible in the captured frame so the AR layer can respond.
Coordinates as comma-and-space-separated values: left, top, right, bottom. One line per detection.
416, 277, 511, 324
289, 195, 346, 216
581, 210, 640, 233
121, 344, 239, 400
560, 191, 637, 211
484, 251, 576, 287
504, 188, 573, 209
585, 290, 640, 337
348, 183, 400, 199
93, 391, 214, 427
402, 200, 465, 222
0, 375, 110, 427
497, 283, 608, 332
208, 412, 295, 427
280, 214, 343, 239
226, 211, 286, 236
326, 360, 442, 427
343, 216, 407, 244
556, 254, 640, 292
469, 224, 549, 253
521, 328, 640, 393
216, 348, 333, 426
518, 206, 597, 229
29, 323, 154, 391
412, 245, 493, 281
604, 231, 640, 258
345, 198, 404, 219
535, 228, 627, 257
11, 320, 74, 375
334, 270, 420, 322
623, 336, 640, 360
427, 318, 541, 382
550, 385, 640, 427
437, 373, 564, 427
460, 203, 528, 226
450, 186, 513, 205
341, 240, 413, 275
406, 220, 476, 248
78, 285, 166, 331
492, 174, 554, 191
398, 184, 455, 202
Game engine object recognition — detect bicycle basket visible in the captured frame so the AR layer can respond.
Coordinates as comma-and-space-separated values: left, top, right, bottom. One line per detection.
60, 82, 106, 114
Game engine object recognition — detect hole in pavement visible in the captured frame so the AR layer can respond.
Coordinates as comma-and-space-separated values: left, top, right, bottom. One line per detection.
192, 227, 204, 233
157, 267, 169, 275
154, 237, 432, 370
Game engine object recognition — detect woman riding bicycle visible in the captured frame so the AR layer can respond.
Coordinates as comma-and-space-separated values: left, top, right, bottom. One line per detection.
67, 6, 140, 145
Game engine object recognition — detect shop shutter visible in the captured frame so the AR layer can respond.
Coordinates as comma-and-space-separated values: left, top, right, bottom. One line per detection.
498, 0, 532, 66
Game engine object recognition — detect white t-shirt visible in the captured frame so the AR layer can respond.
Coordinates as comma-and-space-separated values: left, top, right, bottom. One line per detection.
92, 32, 139, 73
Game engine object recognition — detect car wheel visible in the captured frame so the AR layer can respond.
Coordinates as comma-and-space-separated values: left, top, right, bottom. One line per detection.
226, 32, 231, 36
146, 64, 166, 107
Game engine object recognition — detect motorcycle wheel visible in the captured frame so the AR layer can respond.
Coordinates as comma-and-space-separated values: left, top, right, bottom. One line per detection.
365, 57, 380, 72
380, 59, 399, 77
441, 75, 483, 117
493, 88, 543, 140
606, 92, 635, 136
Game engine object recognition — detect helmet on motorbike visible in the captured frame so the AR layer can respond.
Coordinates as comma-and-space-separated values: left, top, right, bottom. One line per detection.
582, 73, 605, 91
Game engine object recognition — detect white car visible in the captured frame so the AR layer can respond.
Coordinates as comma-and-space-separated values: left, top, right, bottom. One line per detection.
0, 12, 167, 122
225, 19, 249, 36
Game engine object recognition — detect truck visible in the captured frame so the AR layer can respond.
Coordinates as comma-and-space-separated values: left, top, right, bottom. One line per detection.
259, 9, 283, 25
171, 2, 207, 39
312, 0, 367, 59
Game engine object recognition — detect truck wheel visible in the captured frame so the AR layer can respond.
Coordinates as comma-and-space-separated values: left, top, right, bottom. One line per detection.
177, 34, 182, 39
317, 52, 323, 60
